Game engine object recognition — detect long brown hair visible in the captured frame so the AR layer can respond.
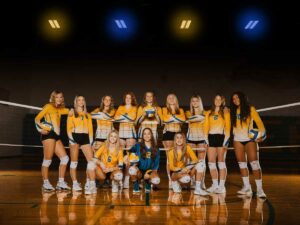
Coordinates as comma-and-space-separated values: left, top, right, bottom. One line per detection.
140, 128, 157, 160
166, 93, 180, 114
141, 91, 158, 107
99, 95, 114, 113
209, 94, 226, 119
122, 92, 137, 106
190, 95, 204, 116
49, 90, 65, 108
173, 132, 188, 166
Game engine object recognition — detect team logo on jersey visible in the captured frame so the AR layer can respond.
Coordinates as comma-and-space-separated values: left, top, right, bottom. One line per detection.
213, 115, 218, 120
81, 116, 84, 120
237, 114, 241, 120
146, 152, 151, 158
107, 156, 112, 162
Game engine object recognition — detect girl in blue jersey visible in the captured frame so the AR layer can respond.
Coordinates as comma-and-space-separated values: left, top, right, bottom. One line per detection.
128, 128, 160, 193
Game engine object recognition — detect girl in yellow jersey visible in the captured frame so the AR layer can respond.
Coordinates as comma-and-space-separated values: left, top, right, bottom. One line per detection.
94, 130, 124, 193
185, 95, 207, 189
91, 95, 115, 150
114, 92, 138, 148
167, 132, 208, 195
162, 94, 186, 188
67, 95, 96, 195
230, 92, 266, 198
35, 90, 71, 191
204, 94, 230, 194
114, 92, 138, 188
136, 91, 162, 142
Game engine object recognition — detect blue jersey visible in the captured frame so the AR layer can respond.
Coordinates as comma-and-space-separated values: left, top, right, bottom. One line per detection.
129, 143, 160, 171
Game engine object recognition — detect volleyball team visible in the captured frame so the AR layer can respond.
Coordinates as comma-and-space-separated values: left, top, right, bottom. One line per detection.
35, 90, 266, 198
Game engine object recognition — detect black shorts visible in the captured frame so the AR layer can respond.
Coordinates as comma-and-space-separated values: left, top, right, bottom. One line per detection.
187, 140, 206, 145
162, 131, 176, 141
95, 138, 106, 142
71, 133, 90, 146
208, 134, 224, 147
41, 131, 60, 141
238, 140, 255, 146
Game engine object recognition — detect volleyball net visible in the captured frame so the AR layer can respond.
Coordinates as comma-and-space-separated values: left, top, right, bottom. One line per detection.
0, 99, 300, 152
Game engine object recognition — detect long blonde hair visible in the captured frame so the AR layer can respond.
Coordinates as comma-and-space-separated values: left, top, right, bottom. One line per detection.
190, 95, 204, 115
104, 130, 121, 156
166, 94, 180, 114
49, 90, 65, 108
73, 95, 87, 118
173, 132, 188, 166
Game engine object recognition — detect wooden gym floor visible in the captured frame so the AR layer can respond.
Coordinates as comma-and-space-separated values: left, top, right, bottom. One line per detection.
0, 152, 299, 225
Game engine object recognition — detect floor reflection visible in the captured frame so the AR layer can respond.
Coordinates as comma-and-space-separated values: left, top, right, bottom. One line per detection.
39, 189, 266, 225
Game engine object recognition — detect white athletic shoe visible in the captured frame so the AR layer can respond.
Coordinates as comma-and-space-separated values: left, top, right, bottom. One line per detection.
112, 181, 119, 193
256, 189, 267, 198
42, 182, 55, 192
172, 181, 182, 193
84, 181, 89, 191
72, 182, 82, 192
237, 186, 253, 196
56, 181, 71, 190
123, 176, 130, 189
194, 187, 209, 196
85, 184, 97, 195
206, 185, 218, 193
215, 186, 226, 194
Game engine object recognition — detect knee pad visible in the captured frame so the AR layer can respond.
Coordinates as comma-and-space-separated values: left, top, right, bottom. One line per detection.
70, 161, 78, 169
42, 159, 52, 167
151, 177, 160, 185
250, 160, 261, 171
208, 162, 217, 170
218, 162, 227, 170
60, 155, 69, 165
238, 162, 248, 169
128, 166, 138, 176
179, 175, 191, 184
195, 161, 205, 172
87, 161, 96, 170
113, 172, 123, 181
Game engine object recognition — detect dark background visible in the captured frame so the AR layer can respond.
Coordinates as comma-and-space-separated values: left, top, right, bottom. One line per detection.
0, 0, 299, 113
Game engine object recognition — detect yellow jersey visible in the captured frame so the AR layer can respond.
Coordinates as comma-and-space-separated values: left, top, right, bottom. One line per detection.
167, 145, 198, 172
91, 108, 115, 140
67, 112, 93, 144
204, 109, 231, 146
233, 106, 266, 142
136, 105, 162, 139
162, 107, 186, 133
35, 103, 69, 135
114, 105, 137, 138
94, 145, 124, 168
185, 110, 206, 141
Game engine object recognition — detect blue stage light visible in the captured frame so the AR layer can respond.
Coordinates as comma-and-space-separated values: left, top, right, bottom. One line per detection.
236, 8, 268, 40
106, 10, 137, 41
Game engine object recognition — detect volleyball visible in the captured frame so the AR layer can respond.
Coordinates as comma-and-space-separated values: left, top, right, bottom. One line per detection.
248, 128, 261, 140
40, 121, 54, 132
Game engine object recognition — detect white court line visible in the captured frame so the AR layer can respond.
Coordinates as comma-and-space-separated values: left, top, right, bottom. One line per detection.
0, 143, 299, 151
